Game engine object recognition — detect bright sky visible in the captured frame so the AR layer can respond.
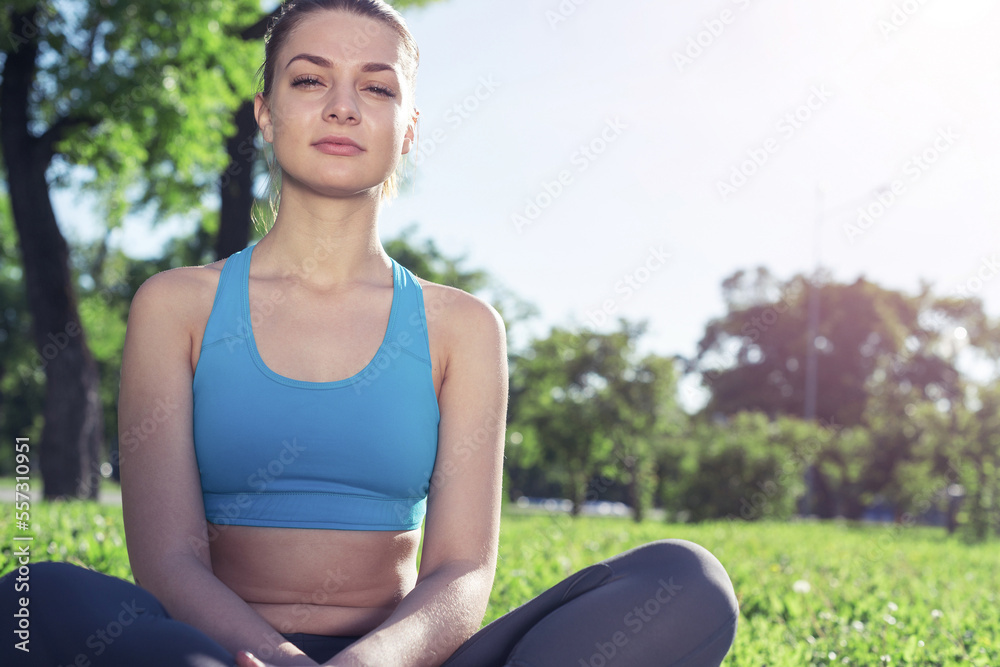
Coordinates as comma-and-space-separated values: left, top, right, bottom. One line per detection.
56, 0, 1000, 409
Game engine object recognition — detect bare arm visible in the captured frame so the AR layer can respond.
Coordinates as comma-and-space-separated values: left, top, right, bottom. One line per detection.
118, 270, 317, 667
324, 289, 509, 667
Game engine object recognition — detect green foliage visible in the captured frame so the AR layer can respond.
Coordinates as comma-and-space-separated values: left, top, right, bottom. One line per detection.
2, 0, 263, 226
0, 494, 131, 581
507, 320, 680, 517
692, 268, 961, 427
0, 194, 45, 472
661, 412, 816, 522
689, 267, 996, 527
383, 223, 489, 293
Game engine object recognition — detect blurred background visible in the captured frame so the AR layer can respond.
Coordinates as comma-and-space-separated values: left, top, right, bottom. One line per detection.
1, 0, 998, 541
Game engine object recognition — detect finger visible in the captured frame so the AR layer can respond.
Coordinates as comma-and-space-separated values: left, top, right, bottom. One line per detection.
236, 649, 263, 667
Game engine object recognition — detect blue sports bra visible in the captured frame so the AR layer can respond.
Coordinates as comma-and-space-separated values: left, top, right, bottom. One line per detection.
191, 241, 440, 531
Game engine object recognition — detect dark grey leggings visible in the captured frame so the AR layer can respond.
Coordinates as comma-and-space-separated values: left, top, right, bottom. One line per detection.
1, 539, 738, 666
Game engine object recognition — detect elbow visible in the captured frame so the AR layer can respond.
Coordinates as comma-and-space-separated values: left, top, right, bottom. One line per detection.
459, 564, 496, 633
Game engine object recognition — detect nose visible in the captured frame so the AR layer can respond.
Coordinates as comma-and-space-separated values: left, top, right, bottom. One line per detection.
323, 83, 360, 124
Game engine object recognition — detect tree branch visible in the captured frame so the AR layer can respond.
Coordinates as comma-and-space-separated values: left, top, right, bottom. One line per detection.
36, 114, 100, 162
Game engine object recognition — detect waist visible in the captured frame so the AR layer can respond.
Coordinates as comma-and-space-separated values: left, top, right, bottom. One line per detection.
255, 600, 397, 636
209, 522, 421, 635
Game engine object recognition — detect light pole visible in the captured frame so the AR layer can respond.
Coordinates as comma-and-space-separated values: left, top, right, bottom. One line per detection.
801, 182, 891, 516
804, 184, 824, 422
803, 182, 892, 422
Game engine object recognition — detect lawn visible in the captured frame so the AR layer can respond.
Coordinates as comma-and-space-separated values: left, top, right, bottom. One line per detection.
2, 497, 996, 666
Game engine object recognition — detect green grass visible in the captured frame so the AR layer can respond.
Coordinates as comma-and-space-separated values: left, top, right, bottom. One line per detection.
2, 501, 997, 666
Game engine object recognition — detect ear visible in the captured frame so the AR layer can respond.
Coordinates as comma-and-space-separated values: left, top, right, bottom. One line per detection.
401, 107, 419, 155
255, 93, 274, 144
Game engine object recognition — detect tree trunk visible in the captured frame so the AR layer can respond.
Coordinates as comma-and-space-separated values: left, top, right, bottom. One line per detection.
625, 458, 647, 523
215, 100, 258, 259
2, 7, 103, 499
212, 9, 282, 260
810, 466, 836, 519
569, 468, 586, 516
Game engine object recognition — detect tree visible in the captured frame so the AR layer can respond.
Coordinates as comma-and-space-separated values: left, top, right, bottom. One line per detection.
507, 319, 679, 518
689, 268, 967, 517
605, 352, 683, 521
1, 1, 258, 497
916, 383, 1000, 541
661, 412, 816, 522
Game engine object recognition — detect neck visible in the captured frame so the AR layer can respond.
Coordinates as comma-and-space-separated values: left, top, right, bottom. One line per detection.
254, 182, 390, 290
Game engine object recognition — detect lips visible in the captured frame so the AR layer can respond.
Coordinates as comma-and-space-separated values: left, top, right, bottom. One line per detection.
313, 135, 363, 156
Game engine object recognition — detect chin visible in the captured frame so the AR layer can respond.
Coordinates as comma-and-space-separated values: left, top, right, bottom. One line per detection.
285, 170, 386, 200
312, 181, 385, 199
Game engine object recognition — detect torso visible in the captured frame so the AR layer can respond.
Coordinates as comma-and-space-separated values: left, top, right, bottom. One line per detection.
184, 252, 449, 636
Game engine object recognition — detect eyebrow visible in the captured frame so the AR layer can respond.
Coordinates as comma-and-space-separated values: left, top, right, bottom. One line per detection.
284, 53, 398, 76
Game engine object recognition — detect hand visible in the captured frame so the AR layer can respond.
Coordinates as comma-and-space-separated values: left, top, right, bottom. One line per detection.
236, 649, 320, 667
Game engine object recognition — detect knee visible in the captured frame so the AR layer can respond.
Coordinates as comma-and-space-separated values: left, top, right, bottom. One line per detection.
26, 561, 99, 602
611, 539, 739, 627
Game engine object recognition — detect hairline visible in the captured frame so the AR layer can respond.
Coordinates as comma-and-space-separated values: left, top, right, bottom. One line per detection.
264, 7, 418, 107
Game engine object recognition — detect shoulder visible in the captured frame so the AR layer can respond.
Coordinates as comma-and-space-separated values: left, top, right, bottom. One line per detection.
128, 258, 228, 332
416, 278, 506, 348
413, 278, 507, 385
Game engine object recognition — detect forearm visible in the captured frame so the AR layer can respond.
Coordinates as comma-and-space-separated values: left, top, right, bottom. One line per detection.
137, 555, 314, 666
324, 561, 493, 667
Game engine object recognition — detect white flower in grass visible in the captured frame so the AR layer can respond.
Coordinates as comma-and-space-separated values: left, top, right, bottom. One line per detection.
792, 579, 811, 593
931, 609, 943, 619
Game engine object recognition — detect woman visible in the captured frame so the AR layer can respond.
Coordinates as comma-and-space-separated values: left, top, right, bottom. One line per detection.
1, 2, 739, 665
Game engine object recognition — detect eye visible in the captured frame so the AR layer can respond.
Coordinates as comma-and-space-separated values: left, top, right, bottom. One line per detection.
291, 75, 322, 88
365, 84, 396, 98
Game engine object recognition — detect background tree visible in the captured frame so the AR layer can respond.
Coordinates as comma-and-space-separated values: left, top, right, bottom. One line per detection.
660, 412, 818, 522
689, 267, 971, 518
507, 319, 677, 518
0, 0, 258, 497
604, 351, 682, 521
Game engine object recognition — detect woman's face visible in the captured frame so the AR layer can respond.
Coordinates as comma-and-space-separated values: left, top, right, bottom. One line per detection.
255, 9, 416, 199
